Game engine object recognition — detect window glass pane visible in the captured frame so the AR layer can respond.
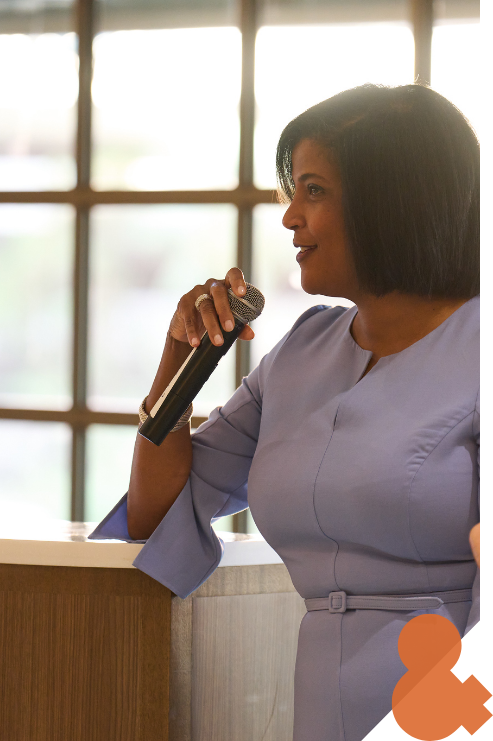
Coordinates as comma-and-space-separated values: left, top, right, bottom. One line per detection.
88, 204, 237, 417
92, 1, 240, 190
86, 422, 236, 530
433, 1, 480, 26
251, 204, 354, 369
85, 424, 136, 522
254, 20, 414, 189
212, 516, 234, 533
0, 1, 77, 190
431, 20, 480, 138
259, 0, 409, 26
0, 204, 73, 410
0, 420, 71, 523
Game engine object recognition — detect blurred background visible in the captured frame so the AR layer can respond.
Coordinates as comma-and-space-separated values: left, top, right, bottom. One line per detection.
0, 0, 480, 533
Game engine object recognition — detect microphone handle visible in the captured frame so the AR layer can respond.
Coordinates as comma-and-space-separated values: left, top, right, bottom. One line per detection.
138, 317, 244, 446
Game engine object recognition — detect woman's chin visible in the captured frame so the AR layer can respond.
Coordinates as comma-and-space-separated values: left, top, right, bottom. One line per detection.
300, 270, 354, 299
300, 273, 332, 297
299, 271, 319, 295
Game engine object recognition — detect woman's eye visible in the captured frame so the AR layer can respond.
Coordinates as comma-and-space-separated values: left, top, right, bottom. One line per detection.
307, 184, 322, 196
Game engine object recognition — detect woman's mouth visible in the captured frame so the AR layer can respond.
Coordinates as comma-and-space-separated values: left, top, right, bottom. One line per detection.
295, 244, 317, 263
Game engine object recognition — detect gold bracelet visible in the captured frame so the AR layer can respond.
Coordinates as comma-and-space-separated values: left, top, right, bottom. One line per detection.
138, 396, 193, 431
170, 403, 194, 431
138, 396, 149, 427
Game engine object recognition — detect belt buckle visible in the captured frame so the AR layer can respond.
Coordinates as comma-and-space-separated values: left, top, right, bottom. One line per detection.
328, 591, 347, 614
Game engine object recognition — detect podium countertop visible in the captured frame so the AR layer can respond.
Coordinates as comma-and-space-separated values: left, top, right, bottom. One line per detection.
0, 521, 283, 570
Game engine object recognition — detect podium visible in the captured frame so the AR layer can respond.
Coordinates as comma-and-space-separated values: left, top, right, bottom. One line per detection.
0, 524, 305, 741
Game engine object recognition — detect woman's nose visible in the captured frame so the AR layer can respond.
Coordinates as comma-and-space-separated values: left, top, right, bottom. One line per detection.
282, 199, 304, 231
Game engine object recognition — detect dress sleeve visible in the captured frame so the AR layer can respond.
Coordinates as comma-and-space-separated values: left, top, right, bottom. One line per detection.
464, 389, 480, 635
87, 330, 291, 597
87, 305, 330, 597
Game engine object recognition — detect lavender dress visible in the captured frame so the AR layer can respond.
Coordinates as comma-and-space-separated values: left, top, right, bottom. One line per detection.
89, 296, 480, 741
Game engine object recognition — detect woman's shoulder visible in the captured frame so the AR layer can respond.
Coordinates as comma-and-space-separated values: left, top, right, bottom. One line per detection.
434, 294, 479, 363
287, 304, 349, 337
252, 304, 351, 393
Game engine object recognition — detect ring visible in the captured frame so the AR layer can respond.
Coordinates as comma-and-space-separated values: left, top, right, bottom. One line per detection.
195, 293, 212, 311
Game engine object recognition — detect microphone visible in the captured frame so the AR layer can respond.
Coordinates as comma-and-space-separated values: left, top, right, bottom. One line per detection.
138, 283, 265, 446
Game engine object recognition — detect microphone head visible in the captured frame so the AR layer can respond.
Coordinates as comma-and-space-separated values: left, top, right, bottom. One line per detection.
227, 283, 265, 324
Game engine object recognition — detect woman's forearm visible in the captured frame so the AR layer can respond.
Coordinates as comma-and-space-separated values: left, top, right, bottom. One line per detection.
127, 333, 194, 540
126, 269, 251, 540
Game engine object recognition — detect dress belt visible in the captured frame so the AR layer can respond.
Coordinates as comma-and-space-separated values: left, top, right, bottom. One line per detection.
304, 588, 473, 614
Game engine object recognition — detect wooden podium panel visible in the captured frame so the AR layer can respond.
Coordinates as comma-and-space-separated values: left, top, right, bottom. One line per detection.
0, 564, 171, 741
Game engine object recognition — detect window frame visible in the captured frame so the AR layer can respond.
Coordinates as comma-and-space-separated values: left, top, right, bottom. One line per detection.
0, 0, 437, 530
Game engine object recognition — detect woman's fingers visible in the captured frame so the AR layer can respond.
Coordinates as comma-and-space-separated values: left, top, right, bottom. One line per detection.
239, 324, 255, 341
177, 292, 204, 347
209, 280, 235, 334
170, 269, 254, 348
197, 286, 226, 346
225, 267, 247, 297
226, 270, 254, 340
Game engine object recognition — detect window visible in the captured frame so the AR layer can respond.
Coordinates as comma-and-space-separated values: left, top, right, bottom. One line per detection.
0, 0, 479, 531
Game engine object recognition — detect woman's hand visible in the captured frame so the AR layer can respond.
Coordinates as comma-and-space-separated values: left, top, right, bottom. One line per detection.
168, 267, 255, 347
469, 522, 493, 569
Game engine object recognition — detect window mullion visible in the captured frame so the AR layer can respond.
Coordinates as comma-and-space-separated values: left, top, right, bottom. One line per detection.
412, 0, 433, 85
72, 0, 95, 521
233, 0, 258, 534
236, 0, 257, 387
76, 0, 94, 189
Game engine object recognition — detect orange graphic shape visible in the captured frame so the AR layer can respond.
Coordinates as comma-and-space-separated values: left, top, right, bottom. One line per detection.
392, 614, 492, 740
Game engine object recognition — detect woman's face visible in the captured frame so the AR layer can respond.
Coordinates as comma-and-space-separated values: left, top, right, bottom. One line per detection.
282, 138, 360, 298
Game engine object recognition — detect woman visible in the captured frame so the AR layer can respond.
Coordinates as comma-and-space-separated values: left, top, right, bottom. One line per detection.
90, 83, 480, 741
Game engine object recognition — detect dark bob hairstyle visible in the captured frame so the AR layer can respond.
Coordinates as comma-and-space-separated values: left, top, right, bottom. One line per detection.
276, 84, 479, 299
